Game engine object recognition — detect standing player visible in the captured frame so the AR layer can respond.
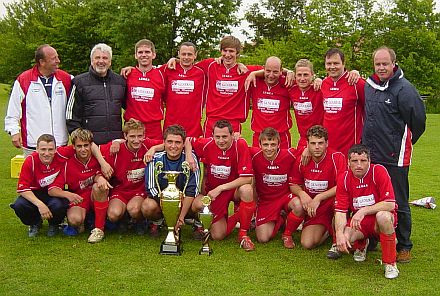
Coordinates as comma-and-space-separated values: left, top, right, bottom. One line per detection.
124, 39, 165, 140
289, 125, 346, 251
321, 48, 365, 155
169, 36, 261, 136
48, 129, 111, 243
10, 134, 73, 237
289, 59, 324, 149
162, 42, 205, 137
247, 57, 293, 148
190, 120, 255, 251
335, 144, 399, 279
100, 119, 162, 234
250, 128, 298, 248
143, 125, 201, 237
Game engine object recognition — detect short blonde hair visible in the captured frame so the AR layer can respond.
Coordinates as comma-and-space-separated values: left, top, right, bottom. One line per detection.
123, 118, 145, 134
71, 128, 93, 145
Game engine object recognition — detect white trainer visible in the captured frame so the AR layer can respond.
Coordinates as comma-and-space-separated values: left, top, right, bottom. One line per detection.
353, 238, 369, 262
88, 228, 105, 243
384, 263, 400, 279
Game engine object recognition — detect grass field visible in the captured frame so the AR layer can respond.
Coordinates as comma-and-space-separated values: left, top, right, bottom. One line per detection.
0, 83, 439, 295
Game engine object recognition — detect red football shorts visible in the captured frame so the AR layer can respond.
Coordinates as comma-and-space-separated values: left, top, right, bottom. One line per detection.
256, 193, 293, 226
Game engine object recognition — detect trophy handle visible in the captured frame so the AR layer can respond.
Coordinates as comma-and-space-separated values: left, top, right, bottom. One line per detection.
154, 161, 164, 197
181, 161, 191, 197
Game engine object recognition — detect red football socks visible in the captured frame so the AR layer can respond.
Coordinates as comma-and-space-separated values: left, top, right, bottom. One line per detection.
283, 211, 303, 236
238, 200, 256, 238
380, 232, 397, 264
93, 200, 109, 230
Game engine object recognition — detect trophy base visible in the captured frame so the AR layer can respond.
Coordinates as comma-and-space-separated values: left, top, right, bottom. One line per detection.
199, 245, 212, 255
160, 242, 183, 255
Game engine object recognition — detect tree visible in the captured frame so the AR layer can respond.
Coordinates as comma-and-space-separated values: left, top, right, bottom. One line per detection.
0, 0, 240, 83
244, 0, 306, 43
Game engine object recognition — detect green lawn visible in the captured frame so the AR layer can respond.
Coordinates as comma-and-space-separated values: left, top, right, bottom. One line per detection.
1, 83, 439, 295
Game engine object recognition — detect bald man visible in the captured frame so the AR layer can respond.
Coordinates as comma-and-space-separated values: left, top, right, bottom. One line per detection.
248, 56, 293, 148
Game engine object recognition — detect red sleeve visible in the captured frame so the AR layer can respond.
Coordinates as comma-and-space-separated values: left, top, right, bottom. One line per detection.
248, 146, 260, 157
236, 139, 253, 176
333, 152, 347, 178
356, 78, 366, 107
195, 58, 215, 73
16, 156, 34, 192
190, 137, 211, 158
143, 138, 163, 149
56, 145, 75, 159
157, 64, 167, 74
247, 65, 264, 72
335, 171, 350, 213
290, 158, 303, 185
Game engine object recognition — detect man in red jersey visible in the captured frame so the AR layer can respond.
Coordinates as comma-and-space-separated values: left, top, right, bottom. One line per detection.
321, 48, 365, 155
250, 128, 298, 248
248, 57, 293, 148
335, 144, 399, 279
100, 119, 162, 234
162, 42, 205, 137
195, 36, 262, 136
49, 129, 111, 243
10, 134, 75, 237
124, 39, 165, 140
289, 59, 324, 150
190, 120, 256, 251
289, 125, 346, 252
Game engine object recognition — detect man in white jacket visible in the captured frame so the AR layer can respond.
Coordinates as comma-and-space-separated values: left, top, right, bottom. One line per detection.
5, 44, 72, 155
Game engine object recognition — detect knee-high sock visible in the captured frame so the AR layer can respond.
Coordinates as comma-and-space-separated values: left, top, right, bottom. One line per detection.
283, 211, 303, 236
93, 200, 109, 230
238, 200, 256, 238
380, 232, 397, 264
271, 215, 285, 239
226, 211, 240, 236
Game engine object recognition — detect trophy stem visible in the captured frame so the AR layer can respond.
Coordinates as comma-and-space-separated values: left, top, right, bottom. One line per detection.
199, 231, 212, 255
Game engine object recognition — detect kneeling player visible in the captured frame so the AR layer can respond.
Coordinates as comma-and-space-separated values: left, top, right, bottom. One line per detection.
100, 119, 162, 234
191, 120, 255, 251
49, 129, 111, 243
289, 125, 346, 250
335, 144, 399, 279
143, 125, 200, 237
250, 128, 298, 248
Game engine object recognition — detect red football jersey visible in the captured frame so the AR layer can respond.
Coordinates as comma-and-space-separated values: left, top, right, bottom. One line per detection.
49, 155, 101, 196
335, 164, 396, 214
100, 142, 152, 195
196, 58, 262, 122
191, 137, 253, 191
124, 66, 165, 123
250, 147, 296, 202
162, 63, 206, 137
321, 72, 365, 155
292, 149, 346, 198
249, 76, 292, 133
17, 146, 74, 193
289, 85, 324, 148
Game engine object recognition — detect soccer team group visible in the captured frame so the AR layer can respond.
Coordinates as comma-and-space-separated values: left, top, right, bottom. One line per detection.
5, 36, 426, 280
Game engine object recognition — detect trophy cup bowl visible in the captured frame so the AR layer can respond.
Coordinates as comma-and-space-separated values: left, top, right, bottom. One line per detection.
155, 161, 190, 255
198, 195, 213, 255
